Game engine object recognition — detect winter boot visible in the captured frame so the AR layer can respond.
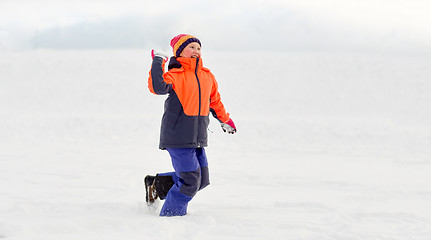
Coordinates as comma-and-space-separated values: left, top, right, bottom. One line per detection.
144, 175, 158, 204
154, 174, 175, 200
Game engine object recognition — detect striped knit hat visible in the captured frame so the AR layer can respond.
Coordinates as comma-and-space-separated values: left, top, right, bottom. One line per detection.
170, 34, 201, 57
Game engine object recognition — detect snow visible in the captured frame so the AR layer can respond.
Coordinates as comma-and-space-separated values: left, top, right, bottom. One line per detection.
1, 49, 431, 239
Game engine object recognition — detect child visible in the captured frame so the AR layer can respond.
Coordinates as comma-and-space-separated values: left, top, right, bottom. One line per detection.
146, 34, 236, 217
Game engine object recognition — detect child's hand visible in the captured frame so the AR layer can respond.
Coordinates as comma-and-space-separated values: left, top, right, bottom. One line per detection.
151, 50, 169, 61
221, 119, 237, 134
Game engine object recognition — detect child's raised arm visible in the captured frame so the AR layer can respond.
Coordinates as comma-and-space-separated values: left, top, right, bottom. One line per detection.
148, 50, 172, 95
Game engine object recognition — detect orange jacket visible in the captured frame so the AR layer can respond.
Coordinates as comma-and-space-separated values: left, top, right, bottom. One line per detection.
149, 56, 229, 149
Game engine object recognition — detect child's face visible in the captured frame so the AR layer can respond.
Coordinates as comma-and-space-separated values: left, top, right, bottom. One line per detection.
180, 42, 201, 58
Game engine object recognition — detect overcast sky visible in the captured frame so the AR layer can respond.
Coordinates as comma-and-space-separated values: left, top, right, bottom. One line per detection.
1, 0, 430, 53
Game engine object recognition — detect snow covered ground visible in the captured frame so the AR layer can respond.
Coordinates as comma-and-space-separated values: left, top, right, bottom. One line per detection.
1, 49, 431, 239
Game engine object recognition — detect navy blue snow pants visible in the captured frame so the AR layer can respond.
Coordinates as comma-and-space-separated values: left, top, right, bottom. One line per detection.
159, 148, 210, 216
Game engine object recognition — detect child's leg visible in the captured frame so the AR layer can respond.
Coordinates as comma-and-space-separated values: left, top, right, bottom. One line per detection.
196, 148, 210, 190
160, 148, 201, 216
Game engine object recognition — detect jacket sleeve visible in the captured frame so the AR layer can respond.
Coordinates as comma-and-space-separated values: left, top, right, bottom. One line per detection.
148, 56, 173, 95
209, 74, 230, 123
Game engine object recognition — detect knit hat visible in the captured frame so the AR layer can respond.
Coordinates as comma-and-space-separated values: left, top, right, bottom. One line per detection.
170, 34, 201, 57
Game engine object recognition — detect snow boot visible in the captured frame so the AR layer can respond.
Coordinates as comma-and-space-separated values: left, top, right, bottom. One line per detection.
144, 175, 158, 205
154, 174, 175, 200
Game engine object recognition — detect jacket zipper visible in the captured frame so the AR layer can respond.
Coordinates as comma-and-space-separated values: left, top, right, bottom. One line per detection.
195, 58, 201, 147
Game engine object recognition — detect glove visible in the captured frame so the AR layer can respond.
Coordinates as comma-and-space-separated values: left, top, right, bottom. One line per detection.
151, 49, 169, 61
221, 119, 237, 134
